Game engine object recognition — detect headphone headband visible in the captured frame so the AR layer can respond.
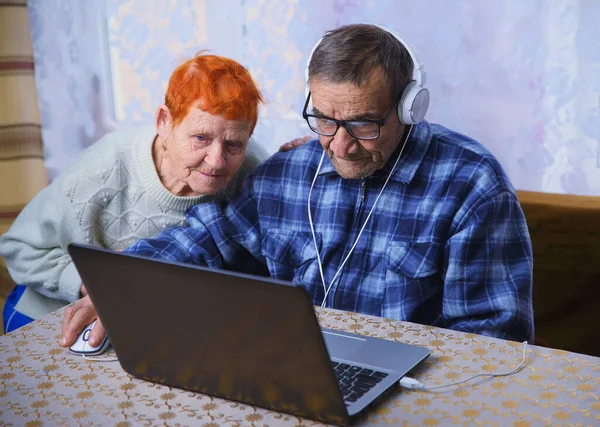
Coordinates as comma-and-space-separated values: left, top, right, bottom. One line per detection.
374, 25, 426, 86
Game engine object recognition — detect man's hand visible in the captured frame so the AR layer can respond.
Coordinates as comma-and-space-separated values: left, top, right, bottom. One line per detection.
60, 295, 105, 348
278, 136, 312, 152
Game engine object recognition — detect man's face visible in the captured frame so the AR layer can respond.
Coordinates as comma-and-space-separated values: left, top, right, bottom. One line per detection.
309, 69, 405, 179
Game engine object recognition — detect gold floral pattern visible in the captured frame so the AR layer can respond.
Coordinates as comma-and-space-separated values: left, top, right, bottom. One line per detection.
1, 309, 599, 426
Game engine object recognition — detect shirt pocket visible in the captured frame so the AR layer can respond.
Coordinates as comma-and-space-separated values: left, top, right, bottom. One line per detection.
261, 229, 323, 298
382, 240, 442, 321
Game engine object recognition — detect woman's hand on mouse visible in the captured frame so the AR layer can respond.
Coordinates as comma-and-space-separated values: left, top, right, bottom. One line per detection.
60, 294, 105, 348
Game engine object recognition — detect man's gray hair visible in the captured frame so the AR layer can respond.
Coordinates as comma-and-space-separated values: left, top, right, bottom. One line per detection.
308, 24, 414, 101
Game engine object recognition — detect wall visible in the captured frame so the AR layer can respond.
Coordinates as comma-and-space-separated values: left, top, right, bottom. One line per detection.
31, 0, 600, 195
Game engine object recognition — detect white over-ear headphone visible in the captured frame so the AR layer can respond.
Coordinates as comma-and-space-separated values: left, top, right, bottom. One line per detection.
304, 24, 430, 125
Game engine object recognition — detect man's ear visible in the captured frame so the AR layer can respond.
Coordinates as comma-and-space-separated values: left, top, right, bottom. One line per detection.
155, 105, 173, 140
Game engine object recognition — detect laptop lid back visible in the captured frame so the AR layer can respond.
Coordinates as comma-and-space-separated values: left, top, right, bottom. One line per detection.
68, 244, 349, 426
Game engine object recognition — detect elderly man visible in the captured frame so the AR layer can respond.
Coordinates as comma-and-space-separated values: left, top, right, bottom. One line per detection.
64, 24, 533, 346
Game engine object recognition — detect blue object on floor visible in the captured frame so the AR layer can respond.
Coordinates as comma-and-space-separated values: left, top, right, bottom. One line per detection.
3, 285, 34, 333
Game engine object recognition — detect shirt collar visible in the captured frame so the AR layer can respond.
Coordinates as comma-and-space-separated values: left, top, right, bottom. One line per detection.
317, 120, 433, 184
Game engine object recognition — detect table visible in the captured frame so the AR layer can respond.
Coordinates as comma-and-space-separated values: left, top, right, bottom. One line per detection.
1, 308, 599, 426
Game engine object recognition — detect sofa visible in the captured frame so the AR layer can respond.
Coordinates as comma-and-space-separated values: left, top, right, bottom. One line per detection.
517, 190, 600, 357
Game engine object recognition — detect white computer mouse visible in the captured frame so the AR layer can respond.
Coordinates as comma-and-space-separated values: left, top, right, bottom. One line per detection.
69, 320, 111, 356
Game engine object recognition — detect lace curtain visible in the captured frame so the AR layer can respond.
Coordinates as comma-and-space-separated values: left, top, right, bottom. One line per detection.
29, 0, 600, 195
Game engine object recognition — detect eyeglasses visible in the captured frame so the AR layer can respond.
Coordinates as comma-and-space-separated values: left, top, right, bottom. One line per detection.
302, 92, 401, 140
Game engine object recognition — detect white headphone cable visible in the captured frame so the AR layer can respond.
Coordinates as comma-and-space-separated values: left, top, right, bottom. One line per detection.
307, 150, 328, 305
399, 341, 529, 391
308, 125, 414, 307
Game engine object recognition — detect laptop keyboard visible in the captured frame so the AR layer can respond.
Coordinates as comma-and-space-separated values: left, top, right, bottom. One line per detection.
331, 361, 389, 404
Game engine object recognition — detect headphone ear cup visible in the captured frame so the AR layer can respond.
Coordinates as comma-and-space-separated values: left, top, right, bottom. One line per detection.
398, 81, 430, 125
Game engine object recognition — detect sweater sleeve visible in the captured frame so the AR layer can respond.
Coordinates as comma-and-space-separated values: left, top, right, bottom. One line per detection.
124, 175, 268, 276
0, 176, 84, 303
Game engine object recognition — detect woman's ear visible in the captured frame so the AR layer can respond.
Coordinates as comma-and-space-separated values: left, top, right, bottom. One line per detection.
155, 105, 172, 140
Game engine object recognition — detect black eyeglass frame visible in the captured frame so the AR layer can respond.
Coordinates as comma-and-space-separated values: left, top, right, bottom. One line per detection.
302, 92, 401, 140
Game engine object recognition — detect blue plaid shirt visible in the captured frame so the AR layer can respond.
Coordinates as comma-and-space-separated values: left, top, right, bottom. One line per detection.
126, 121, 533, 342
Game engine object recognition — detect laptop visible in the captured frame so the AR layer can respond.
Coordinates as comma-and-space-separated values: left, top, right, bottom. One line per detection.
68, 244, 430, 426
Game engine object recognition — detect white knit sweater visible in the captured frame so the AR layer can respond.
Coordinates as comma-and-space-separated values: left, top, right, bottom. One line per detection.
0, 126, 262, 319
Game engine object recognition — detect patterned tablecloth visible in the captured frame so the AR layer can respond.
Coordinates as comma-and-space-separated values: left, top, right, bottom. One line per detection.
1, 308, 599, 426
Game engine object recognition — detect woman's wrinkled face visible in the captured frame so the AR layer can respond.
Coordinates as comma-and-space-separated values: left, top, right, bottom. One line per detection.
156, 103, 252, 196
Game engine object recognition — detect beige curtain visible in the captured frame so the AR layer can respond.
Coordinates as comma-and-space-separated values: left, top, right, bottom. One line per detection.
0, 0, 48, 332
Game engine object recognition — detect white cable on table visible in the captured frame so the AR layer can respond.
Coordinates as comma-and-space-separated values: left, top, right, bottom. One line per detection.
399, 341, 528, 391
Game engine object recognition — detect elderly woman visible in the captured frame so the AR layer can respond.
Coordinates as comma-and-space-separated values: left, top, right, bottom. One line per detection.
0, 54, 305, 335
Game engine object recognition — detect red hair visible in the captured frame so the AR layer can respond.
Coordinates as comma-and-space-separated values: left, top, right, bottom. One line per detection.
165, 53, 263, 134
